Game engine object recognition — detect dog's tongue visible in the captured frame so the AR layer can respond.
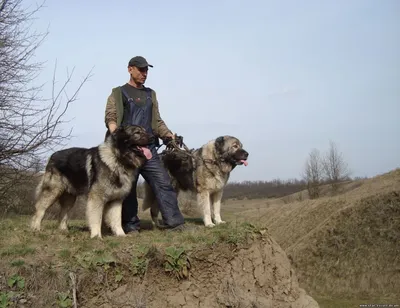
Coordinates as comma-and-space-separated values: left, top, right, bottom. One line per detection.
241, 160, 248, 166
139, 147, 152, 160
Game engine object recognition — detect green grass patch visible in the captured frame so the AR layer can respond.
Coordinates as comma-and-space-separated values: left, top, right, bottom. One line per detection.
0, 245, 36, 257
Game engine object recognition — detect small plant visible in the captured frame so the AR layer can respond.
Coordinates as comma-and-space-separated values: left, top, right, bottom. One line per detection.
10, 259, 24, 267
56, 292, 73, 308
7, 274, 25, 290
131, 245, 149, 277
241, 222, 260, 232
115, 268, 123, 283
164, 246, 191, 280
0, 292, 11, 308
75, 250, 117, 270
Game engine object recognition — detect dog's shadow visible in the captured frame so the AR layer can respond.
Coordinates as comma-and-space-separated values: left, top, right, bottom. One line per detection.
183, 217, 204, 225
68, 225, 90, 233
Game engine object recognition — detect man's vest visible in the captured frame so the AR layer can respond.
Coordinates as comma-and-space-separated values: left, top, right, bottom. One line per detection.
120, 86, 154, 137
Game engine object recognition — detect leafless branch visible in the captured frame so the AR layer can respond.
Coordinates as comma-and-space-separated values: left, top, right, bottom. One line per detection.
69, 272, 78, 308
302, 148, 323, 199
0, 0, 92, 214
322, 140, 351, 193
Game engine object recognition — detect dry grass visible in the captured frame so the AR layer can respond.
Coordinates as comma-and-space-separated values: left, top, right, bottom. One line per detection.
290, 190, 400, 299
314, 296, 399, 308
220, 168, 400, 301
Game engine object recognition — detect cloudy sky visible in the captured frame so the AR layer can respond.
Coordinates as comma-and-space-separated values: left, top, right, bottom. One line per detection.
24, 0, 399, 182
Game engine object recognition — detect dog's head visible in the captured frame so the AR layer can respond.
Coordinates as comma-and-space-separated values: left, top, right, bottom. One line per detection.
111, 125, 155, 164
214, 136, 249, 166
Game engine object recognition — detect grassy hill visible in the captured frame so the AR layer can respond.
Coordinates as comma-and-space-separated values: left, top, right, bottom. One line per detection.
221, 168, 400, 303
0, 169, 399, 307
0, 217, 320, 308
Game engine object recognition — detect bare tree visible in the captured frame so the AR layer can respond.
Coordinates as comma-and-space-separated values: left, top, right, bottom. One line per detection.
0, 0, 93, 214
302, 148, 323, 199
322, 140, 351, 193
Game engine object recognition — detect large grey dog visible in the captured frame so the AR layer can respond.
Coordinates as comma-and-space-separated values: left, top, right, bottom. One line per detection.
31, 125, 154, 238
142, 135, 249, 227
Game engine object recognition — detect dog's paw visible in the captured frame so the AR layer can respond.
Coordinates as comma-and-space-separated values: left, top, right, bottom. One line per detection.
31, 225, 42, 232
205, 223, 216, 228
30, 220, 41, 231
59, 224, 69, 231
90, 233, 103, 239
215, 220, 226, 225
115, 231, 127, 237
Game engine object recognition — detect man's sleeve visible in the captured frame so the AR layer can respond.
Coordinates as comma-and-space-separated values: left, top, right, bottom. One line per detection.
152, 90, 172, 138
104, 90, 117, 129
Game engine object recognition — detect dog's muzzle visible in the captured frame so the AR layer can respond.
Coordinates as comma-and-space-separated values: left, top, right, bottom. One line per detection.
234, 150, 249, 166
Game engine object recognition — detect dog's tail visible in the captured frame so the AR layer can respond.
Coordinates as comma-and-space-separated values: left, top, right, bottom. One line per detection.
34, 170, 51, 202
141, 182, 160, 226
34, 157, 54, 202
141, 182, 156, 211
34, 176, 44, 202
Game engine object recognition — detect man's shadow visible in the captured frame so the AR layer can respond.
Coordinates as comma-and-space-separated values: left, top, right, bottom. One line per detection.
139, 217, 204, 231
68, 217, 205, 236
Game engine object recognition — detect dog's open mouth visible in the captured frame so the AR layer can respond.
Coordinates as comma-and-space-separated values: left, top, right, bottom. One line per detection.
137, 146, 152, 160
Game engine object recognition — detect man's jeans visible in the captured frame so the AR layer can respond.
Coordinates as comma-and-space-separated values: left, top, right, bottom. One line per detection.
121, 145, 184, 231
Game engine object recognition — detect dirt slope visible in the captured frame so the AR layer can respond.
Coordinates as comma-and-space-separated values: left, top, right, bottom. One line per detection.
228, 169, 400, 299
92, 234, 319, 308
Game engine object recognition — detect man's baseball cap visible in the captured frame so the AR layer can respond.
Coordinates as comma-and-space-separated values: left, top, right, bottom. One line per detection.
128, 56, 153, 68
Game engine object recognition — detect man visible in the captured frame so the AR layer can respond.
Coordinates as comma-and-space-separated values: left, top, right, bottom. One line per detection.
104, 56, 185, 233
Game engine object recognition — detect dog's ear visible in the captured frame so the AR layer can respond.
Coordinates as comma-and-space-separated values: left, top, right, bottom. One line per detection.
215, 136, 225, 154
110, 125, 121, 135
110, 126, 127, 143
114, 126, 124, 133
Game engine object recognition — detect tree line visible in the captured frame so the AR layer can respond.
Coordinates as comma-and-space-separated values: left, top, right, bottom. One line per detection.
220, 140, 354, 201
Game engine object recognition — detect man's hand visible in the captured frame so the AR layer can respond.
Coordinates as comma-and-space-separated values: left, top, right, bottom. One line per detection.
162, 132, 176, 146
165, 132, 175, 139
162, 133, 184, 148
172, 134, 184, 147
108, 122, 117, 133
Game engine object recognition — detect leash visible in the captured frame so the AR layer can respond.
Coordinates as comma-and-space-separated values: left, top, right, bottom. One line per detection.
156, 134, 192, 154
157, 134, 228, 170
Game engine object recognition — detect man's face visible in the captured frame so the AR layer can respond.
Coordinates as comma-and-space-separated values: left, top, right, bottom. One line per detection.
128, 65, 148, 85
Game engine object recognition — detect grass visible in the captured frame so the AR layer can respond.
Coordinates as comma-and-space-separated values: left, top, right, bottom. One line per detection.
1, 168, 399, 307
0, 216, 261, 256
0, 215, 264, 307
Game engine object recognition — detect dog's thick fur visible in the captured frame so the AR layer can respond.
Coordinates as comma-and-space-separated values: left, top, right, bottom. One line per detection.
142, 135, 249, 227
31, 125, 154, 238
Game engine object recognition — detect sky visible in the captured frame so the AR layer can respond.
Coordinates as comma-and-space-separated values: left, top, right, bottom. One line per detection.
22, 0, 400, 182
